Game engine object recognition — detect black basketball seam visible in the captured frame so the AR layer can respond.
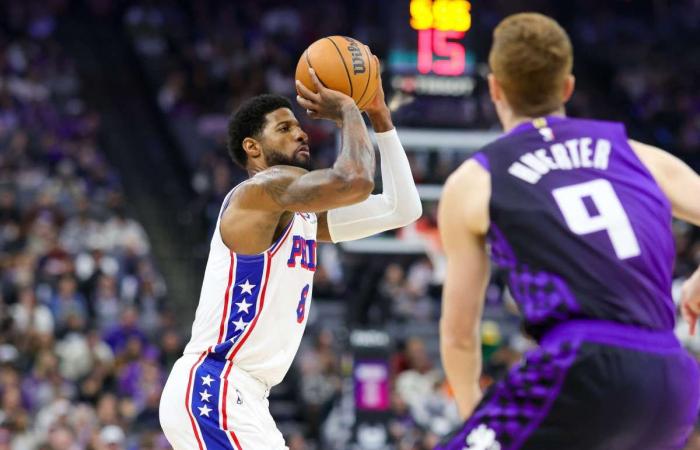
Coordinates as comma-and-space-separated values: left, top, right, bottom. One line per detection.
305, 49, 329, 88
355, 43, 373, 108
325, 37, 353, 98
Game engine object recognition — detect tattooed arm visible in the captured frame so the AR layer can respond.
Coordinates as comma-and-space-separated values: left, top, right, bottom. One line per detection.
240, 163, 374, 213
221, 70, 375, 253
239, 68, 375, 212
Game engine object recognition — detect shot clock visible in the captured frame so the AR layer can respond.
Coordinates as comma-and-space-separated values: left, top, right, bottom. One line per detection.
410, 0, 472, 76
388, 0, 476, 99
386, 0, 482, 126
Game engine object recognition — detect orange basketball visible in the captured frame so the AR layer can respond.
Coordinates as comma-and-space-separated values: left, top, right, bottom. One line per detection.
296, 36, 380, 110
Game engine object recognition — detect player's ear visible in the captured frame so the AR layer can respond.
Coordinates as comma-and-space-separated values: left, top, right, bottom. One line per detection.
488, 73, 503, 103
562, 74, 575, 103
242, 137, 262, 160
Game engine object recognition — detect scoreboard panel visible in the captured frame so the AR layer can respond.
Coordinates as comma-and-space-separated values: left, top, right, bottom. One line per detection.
389, 0, 476, 96
410, 0, 471, 76
386, 0, 488, 127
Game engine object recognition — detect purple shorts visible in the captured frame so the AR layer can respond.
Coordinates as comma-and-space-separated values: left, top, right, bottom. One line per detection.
436, 320, 700, 450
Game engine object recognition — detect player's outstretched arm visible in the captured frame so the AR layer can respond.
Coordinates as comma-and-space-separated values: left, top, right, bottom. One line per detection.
438, 159, 491, 419
317, 59, 422, 242
629, 140, 700, 225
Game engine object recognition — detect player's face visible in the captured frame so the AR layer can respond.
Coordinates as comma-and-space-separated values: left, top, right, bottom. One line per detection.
260, 108, 311, 170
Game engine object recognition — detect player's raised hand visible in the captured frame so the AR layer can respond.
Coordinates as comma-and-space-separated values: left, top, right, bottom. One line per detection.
362, 54, 386, 115
361, 52, 394, 133
296, 68, 355, 125
681, 268, 700, 335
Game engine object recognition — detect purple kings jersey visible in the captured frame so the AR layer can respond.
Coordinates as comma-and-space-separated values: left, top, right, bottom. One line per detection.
473, 116, 675, 339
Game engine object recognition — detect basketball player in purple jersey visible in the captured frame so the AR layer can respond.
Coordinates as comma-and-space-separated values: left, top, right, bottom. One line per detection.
437, 13, 700, 450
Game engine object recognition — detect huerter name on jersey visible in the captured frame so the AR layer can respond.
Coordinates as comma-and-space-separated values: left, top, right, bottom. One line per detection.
508, 137, 612, 184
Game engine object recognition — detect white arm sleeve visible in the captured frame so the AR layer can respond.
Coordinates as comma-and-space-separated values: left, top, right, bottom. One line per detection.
327, 128, 422, 242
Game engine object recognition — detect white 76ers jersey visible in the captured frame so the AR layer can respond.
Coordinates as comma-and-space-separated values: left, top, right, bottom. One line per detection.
184, 187, 317, 387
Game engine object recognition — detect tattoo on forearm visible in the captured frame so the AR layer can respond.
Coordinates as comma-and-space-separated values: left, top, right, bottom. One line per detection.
336, 104, 375, 180
262, 178, 321, 207
334, 180, 353, 193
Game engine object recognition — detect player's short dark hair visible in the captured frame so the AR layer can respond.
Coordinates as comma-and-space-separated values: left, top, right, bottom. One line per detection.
227, 94, 293, 168
489, 13, 573, 117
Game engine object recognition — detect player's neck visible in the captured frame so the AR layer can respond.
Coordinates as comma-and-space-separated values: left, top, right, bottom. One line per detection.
501, 107, 567, 133
247, 163, 268, 177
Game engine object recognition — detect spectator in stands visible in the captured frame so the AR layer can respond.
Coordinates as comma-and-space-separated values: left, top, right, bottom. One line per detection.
380, 263, 410, 321
59, 198, 100, 254
101, 207, 150, 256
93, 274, 121, 331
158, 328, 183, 373
56, 324, 113, 382
10, 285, 54, 337
394, 338, 443, 426
49, 275, 88, 335
103, 306, 147, 355
388, 389, 420, 446
298, 329, 343, 440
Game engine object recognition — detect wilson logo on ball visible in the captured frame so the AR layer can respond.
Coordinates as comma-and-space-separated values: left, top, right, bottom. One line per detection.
344, 37, 366, 75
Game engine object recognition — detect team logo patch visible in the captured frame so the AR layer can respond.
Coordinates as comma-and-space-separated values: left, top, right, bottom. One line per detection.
538, 126, 554, 142
463, 424, 501, 450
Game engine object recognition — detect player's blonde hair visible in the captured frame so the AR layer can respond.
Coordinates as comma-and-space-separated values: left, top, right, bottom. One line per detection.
489, 13, 573, 117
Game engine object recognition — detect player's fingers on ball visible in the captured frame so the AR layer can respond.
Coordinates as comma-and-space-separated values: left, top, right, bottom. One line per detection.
295, 80, 319, 101
308, 68, 325, 92
296, 95, 316, 111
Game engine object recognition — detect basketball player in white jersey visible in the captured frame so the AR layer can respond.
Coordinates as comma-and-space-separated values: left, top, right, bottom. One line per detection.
159, 64, 422, 449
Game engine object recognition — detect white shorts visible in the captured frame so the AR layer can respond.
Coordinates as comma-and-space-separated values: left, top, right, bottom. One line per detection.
159, 353, 288, 450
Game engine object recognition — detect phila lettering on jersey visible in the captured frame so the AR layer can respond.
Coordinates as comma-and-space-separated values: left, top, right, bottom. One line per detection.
183, 186, 318, 388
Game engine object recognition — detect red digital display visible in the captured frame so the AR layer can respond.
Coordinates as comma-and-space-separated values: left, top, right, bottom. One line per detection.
411, 0, 471, 77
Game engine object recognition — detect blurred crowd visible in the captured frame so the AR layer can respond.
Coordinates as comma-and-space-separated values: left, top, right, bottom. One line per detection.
0, 1, 180, 448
